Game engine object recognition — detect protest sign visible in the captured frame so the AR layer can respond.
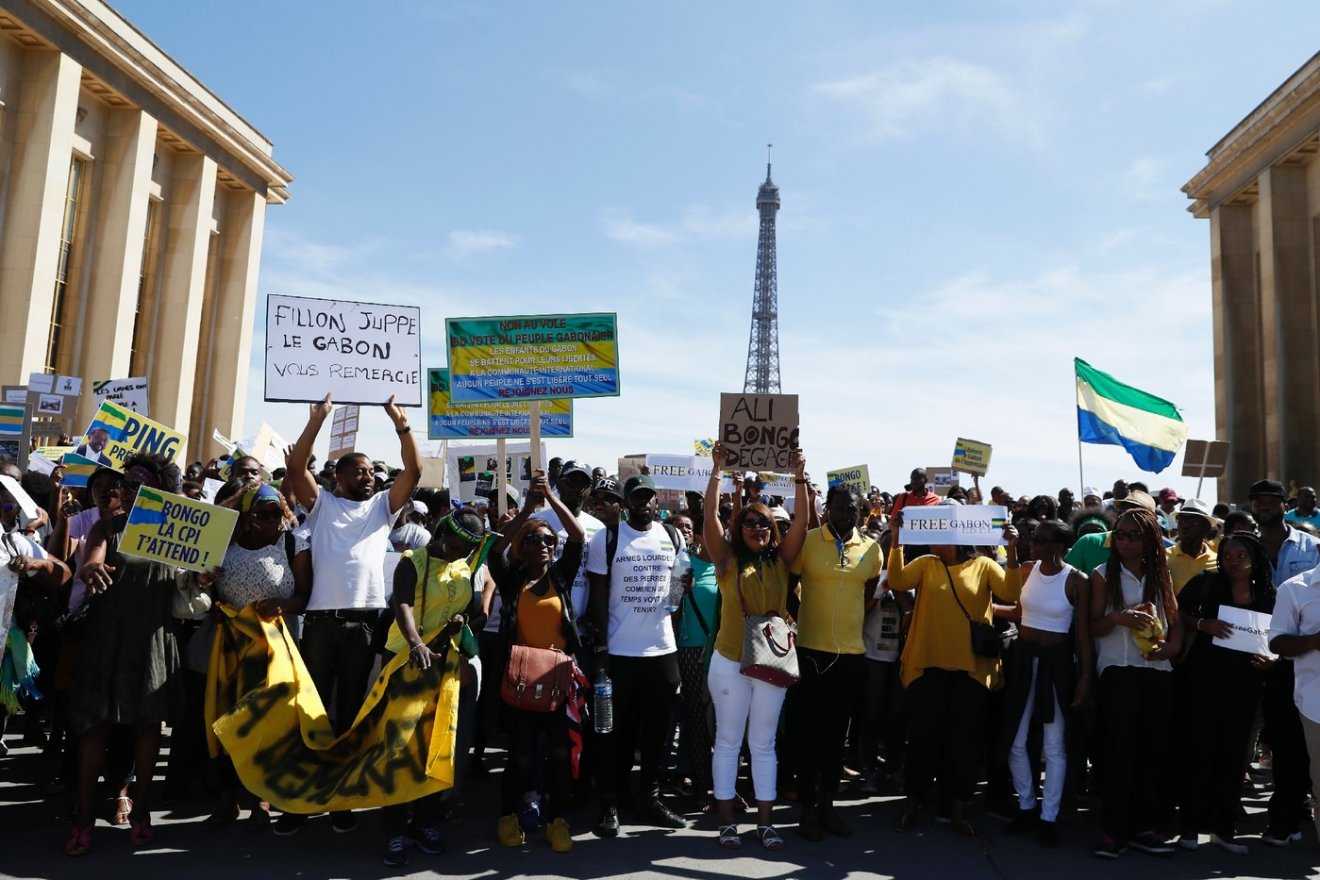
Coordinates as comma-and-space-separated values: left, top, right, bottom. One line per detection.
0, 555, 17, 664
446, 442, 545, 504
1, 386, 27, 405
28, 372, 80, 397
828, 465, 871, 499
617, 455, 646, 481
928, 467, 959, 497
1213, 606, 1276, 658
0, 475, 38, 522
0, 403, 30, 469
121, 487, 238, 573
427, 368, 572, 439
201, 478, 225, 502
247, 423, 291, 473
693, 438, 714, 457
60, 452, 102, 488
419, 457, 446, 489
445, 312, 620, 403
82, 401, 185, 467
718, 393, 799, 470
265, 294, 422, 406
897, 504, 1009, 546
328, 405, 360, 460
951, 438, 992, 476
644, 454, 794, 495
26, 455, 56, 477
93, 378, 150, 416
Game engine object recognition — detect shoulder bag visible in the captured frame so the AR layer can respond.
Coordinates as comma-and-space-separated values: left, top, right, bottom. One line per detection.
501, 642, 574, 712
941, 561, 1000, 658
737, 562, 799, 687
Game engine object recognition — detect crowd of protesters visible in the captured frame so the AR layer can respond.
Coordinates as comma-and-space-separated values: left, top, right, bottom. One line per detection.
5, 404, 1320, 868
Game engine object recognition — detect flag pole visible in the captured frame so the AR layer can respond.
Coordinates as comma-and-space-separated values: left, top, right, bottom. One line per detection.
1074, 362, 1085, 497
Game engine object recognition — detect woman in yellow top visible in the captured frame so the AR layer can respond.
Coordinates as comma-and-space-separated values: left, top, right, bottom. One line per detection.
888, 510, 1020, 837
380, 508, 487, 869
702, 442, 808, 851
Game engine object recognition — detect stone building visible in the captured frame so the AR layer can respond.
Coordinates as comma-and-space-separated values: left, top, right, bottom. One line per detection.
0, 0, 290, 458
1184, 51, 1320, 503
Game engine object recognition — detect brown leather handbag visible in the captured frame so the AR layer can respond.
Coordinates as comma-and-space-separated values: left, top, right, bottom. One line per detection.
501, 644, 574, 712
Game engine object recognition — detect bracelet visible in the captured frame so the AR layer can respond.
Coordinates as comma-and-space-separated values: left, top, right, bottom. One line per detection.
395, 424, 411, 435
794, 478, 807, 484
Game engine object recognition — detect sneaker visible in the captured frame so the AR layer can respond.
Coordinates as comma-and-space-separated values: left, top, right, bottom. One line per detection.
1129, 831, 1175, 855
595, 804, 619, 838
408, 825, 445, 855
382, 835, 409, 867
1177, 834, 1198, 851
272, 813, 306, 837
642, 796, 687, 829
545, 817, 573, 853
1209, 833, 1248, 855
497, 814, 525, 847
330, 811, 357, 834
1261, 828, 1302, 847
1004, 809, 1037, 835
1038, 820, 1058, 848
1094, 835, 1126, 858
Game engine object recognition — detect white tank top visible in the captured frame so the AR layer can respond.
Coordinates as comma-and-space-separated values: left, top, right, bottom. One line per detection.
1094, 562, 1172, 674
1019, 562, 1074, 634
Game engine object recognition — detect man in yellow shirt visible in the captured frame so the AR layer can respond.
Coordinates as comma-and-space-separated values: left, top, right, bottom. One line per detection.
1167, 498, 1218, 594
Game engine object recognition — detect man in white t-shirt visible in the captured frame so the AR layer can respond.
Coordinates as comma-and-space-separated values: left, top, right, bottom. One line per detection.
1270, 565, 1320, 845
278, 393, 420, 835
586, 474, 685, 837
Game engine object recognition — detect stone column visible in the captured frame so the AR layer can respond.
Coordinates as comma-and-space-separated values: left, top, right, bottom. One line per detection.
149, 153, 217, 439
1210, 202, 1261, 503
0, 51, 81, 380
73, 108, 158, 430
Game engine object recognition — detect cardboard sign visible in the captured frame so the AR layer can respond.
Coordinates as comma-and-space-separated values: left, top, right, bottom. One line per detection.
951, 438, 992, 476
247, 423, 290, 473
446, 442, 545, 504
93, 378, 150, 416
1213, 606, 1276, 658
28, 372, 80, 397
82, 400, 186, 467
928, 467, 959, 497
121, 487, 238, 572
1, 386, 28, 405
693, 438, 714, 458
419, 457, 446, 489
265, 294, 422, 406
898, 504, 1009, 546
445, 312, 620, 403
328, 404, 360, 460
718, 392, 799, 470
427, 368, 572, 439
0, 403, 30, 469
34, 393, 68, 416
827, 465, 871, 499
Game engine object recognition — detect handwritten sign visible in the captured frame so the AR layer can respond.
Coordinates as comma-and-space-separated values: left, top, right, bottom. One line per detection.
1214, 606, 1276, 658
265, 294, 422, 406
718, 393, 799, 470
121, 487, 238, 572
93, 378, 150, 416
951, 437, 992, 476
427, 368, 572, 439
828, 465, 871, 499
83, 400, 186, 467
445, 312, 619, 403
898, 504, 1009, 546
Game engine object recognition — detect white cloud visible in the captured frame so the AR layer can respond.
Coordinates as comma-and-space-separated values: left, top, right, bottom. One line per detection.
601, 205, 757, 249
601, 211, 682, 248
445, 229, 519, 257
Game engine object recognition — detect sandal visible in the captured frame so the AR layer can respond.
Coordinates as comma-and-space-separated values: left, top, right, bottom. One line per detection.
718, 824, 742, 849
129, 815, 155, 847
113, 794, 133, 826
64, 823, 92, 857
757, 825, 785, 850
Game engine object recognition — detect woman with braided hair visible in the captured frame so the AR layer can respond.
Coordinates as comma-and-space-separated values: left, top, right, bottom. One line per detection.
1174, 532, 1276, 854
1088, 507, 1183, 859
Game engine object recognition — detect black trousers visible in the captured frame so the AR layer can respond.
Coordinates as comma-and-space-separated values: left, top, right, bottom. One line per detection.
1098, 666, 1172, 842
903, 668, 989, 804
596, 653, 680, 804
301, 613, 379, 736
1264, 662, 1311, 833
792, 649, 865, 808
1175, 661, 1262, 838
501, 706, 572, 820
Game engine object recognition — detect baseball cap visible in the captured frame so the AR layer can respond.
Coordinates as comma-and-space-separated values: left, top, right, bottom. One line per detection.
592, 477, 624, 502
559, 459, 592, 481
407, 499, 429, 517
624, 474, 657, 498
1117, 490, 1157, 512
1082, 486, 1102, 501
1158, 488, 1179, 503
1249, 479, 1286, 498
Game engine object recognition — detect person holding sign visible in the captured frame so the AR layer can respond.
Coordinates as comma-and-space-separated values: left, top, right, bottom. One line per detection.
702, 442, 808, 851
789, 483, 882, 841
887, 510, 1021, 838
1086, 508, 1182, 859
278, 393, 420, 836
1174, 533, 1275, 854
66, 452, 184, 855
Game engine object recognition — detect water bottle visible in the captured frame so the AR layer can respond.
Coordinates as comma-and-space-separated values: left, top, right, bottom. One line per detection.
665, 548, 691, 613
593, 669, 614, 734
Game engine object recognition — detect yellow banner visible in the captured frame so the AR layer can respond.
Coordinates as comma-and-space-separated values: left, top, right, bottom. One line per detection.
121, 487, 237, 572
83, 400, 186, 467
950, 437, 993, 476
211, 605, 461, 813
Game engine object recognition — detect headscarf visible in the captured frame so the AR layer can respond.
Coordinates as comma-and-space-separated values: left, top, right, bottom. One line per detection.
239, 482, 282, 515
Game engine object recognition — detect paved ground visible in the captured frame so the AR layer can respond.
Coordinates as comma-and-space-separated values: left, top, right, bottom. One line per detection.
2, 735, 1319, 880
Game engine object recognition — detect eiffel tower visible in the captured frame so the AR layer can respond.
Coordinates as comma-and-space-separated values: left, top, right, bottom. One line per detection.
743, 146, 781, 394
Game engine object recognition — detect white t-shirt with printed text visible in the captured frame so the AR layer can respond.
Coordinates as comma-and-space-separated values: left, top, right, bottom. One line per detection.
586, 520, 681, 657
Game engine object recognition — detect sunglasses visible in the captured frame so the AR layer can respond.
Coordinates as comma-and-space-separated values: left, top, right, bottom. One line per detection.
741, 517, 772, 531
1112, 528, 1144, 543
523, 533, 557, 548
253, 508, 284, 522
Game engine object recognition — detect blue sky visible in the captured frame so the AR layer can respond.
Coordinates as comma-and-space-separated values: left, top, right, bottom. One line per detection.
115, 0, 1318, 502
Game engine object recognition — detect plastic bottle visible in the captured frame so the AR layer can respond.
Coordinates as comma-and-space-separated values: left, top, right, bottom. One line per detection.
665, 547, 691, 613
593, 669, 614, 734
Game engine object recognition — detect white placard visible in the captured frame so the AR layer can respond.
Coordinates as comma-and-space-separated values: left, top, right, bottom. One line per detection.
1213, 605, 1276, 658
445, 441, 546, 504
93, 378, 149, 416
644, 453, 794, 495
27, 372, 53, 393
897, 504, 1010, 546
265, 294, 422, 406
